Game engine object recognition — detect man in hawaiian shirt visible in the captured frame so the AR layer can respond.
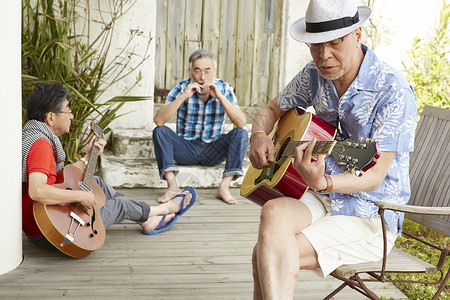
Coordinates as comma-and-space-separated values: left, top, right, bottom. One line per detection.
248, 0, 417, 298
153, 49, 248, 205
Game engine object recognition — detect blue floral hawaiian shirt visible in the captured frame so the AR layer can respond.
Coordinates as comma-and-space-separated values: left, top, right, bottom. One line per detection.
166, 78, 238, 143
278, 44, 417, 234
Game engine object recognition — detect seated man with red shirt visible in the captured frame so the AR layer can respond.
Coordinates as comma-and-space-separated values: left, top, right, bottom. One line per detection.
22, 83, 196, 250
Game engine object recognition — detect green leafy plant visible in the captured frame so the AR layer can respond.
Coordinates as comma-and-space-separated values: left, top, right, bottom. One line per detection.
388, 220, 449, 299
22, 0, 152, 162
402, 0, 450, 114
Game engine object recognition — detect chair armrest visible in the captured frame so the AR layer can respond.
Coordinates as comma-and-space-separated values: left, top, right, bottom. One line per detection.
375, 201, 450, 215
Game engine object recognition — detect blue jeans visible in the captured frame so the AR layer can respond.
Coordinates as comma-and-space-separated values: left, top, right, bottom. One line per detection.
152, 125, 248, 180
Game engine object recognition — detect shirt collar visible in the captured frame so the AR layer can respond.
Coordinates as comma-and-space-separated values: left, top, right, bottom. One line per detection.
352, 44, 380, 93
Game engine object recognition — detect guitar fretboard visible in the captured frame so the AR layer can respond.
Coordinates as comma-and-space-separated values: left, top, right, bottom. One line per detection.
282, 140, 337, 156
82, 141, 100, 190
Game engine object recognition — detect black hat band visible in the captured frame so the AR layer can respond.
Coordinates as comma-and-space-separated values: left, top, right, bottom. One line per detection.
306, 11, 359, 33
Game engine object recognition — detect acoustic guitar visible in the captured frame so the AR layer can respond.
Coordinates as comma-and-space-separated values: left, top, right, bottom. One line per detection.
33, 122, 106, 258
240, 108, 380, 206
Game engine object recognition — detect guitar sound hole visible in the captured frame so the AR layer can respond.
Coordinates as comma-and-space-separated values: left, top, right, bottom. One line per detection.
276, 137, 291, 162
65, 188, 72, 190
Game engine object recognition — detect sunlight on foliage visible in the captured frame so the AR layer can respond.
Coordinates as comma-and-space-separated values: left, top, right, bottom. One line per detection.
402, 0, 450, 114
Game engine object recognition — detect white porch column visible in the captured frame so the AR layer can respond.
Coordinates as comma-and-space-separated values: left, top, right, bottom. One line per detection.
0, 1, 23, 275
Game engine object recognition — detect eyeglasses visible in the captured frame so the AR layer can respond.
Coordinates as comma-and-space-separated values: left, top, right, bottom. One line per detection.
192, 69, 212, 76
305, 32, 352, 50
59, 109, 72, 114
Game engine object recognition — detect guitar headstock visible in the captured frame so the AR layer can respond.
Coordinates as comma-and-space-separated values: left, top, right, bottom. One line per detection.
330, 139, 380, 176
90, 122, 105, 140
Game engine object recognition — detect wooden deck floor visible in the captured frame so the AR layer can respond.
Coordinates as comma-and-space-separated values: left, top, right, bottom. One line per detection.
0, 188, 407, 299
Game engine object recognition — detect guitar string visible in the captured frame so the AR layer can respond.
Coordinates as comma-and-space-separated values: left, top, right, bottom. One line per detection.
282, 140, 335, 156
72, 135, 101, 228
62, 124, 103, 241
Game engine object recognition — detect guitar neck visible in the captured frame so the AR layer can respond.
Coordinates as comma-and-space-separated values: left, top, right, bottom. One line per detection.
282, 140, 337, 156
82, 137, 100, 190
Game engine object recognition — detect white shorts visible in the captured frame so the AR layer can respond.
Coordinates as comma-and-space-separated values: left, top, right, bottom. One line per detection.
300, 192, 398, 278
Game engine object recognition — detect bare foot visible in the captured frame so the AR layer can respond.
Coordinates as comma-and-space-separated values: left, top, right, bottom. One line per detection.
164, 190, 192, 214
139, 213, 176, 232
158, 188, 181, 203
216, 187, 237, 205
159, 172, 180, 203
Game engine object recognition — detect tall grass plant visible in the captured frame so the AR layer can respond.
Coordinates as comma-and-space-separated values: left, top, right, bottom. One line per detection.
22, 0, 151, 162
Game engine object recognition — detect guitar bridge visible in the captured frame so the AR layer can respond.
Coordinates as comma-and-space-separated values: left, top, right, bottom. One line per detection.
60, 211, 86, 247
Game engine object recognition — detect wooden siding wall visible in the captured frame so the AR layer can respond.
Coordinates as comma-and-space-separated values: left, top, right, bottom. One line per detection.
154, 0, 284, 107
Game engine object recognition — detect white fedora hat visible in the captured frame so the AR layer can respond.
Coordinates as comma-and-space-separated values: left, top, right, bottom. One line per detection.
290, 0, 372, 44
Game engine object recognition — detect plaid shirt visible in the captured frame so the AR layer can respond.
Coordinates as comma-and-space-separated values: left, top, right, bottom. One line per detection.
166, 78, 238, 143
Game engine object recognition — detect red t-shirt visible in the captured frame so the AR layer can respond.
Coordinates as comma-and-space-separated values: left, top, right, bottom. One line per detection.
23, 139, 58, 237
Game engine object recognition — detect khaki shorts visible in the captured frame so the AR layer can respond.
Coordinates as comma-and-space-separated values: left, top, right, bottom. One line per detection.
300, 192, 398, 278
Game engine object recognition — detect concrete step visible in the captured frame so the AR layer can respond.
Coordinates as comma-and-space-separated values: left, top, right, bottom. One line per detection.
99, 153, 251, 188
111, 123, 252, 159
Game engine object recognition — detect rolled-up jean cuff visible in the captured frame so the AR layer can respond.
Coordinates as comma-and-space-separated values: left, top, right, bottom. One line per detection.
160, 166, 179, 180
223, 170, 244, 180
138, 201, 151, 223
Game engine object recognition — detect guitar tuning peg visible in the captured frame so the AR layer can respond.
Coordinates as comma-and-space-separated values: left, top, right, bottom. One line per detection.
350, 168, 356, 175
341, 166, 348, 172
354, 170, 363, 177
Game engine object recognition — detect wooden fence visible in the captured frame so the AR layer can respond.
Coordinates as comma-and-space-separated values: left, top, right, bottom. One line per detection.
154, 0, 285, 107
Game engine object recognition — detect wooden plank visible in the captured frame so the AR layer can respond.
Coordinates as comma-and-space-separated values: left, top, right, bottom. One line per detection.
410, 117, 437, 203
250, 0, 271, 107
217, 0, 238, 87
234, 0, 255, 106
334, 248, 437, 278
165, 0, 186, 88
422, 104, 450, 121
407, 106, 450, 235
267, 0, 284, 102
201, 0, 221, 59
